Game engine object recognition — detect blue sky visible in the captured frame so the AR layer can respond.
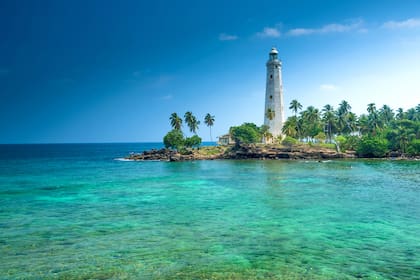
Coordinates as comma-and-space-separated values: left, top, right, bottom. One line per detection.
1, 0, 420, 143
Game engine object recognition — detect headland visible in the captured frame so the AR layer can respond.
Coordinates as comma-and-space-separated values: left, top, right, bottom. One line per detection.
126, 144, 357, 161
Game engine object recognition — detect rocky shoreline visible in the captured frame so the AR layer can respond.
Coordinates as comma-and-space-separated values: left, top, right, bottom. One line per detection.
126, 144, 358, 161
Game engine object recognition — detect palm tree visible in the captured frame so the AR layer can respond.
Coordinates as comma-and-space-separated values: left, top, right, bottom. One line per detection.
366, 103, 383, 135
282, 116, 298, 138
169, 113, 182, 130
322, 104, 336, 143
184, 111, 200, 134
289, 100, 303, 117
367, 103, 376, 115
396, 129, 415, 154
347, 112, 358, 134
266, 108, 275, 120
407, 108, 419, 121
301, 106, 321, 141
260, 124, 273, 143
379, 105, 394, 125
338, 100, 351, 116
368, 112, 381, 135
396, 108, 405, 120
358, 114, 369, 135
204, 113, 215, 141
336, 100, 352, 135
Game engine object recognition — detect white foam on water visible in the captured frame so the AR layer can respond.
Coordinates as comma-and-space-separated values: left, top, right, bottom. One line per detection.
114, 158, 135, 162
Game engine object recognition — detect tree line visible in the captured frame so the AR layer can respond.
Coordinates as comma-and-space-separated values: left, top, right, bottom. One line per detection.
282, 100, 420, 157
163, 112, 215, 150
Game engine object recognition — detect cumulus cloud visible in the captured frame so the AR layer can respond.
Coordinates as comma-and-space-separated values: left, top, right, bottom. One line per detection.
219, 33, 238, 41
382, 18, 420, 29
257, 27, 281, 38
320, 84, 338, 91
287, 20, 364, 36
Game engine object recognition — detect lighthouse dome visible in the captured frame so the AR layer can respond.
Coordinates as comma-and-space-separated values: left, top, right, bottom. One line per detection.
270, 47, 278, 54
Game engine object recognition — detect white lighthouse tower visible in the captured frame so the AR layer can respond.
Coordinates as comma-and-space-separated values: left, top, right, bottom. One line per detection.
264, 47, 284, 141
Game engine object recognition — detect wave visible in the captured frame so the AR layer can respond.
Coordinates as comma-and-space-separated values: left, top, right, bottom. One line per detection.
114, 158, 135, 162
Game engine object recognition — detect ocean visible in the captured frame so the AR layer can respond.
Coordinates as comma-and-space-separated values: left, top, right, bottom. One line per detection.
0, 143, 419, 279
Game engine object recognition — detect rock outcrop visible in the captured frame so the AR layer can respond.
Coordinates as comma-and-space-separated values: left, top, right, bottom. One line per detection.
126, 145, 356, 161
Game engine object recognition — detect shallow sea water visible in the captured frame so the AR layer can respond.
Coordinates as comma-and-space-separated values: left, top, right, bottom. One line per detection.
0, 144, 419, 279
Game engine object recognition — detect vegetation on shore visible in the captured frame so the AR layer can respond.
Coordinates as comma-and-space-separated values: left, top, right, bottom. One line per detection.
163, 112, 215, 152
280, 100, 420, 157
159, 101, 420, 159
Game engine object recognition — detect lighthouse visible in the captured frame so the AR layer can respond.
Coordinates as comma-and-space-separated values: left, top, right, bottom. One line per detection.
264, 47, 285, 141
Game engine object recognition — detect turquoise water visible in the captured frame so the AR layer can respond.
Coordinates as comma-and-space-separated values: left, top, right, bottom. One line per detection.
0, 144, 419, 279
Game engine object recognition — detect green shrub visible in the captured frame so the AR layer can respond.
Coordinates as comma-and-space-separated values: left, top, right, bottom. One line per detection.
314, 132, 326, 143
185, 135, 202, 148
407, 139, 420, 156
163, 130, 184, 150
230, 123, 261, 144
282, 136, 298, 146
318, 143, 336, 149
334, 135, 360, 152
356, 137, 389, 158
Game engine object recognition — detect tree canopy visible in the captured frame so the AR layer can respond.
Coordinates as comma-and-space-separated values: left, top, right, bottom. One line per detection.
281, 100, 420, 156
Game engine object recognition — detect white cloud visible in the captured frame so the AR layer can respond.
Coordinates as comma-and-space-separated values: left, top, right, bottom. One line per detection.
287, 20, 364, 36
257, 27, 281, 38
219, 33, 238, 41
160, 94, 173, 100
320, 84, 338, 91
382, 18, 420, 29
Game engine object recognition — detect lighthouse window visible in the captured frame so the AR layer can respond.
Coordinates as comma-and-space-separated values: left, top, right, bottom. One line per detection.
270, 75, 273, 79
270, 95, 273, 100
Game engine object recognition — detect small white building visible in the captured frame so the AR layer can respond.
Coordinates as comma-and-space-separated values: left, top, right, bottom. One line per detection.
218, 134, 235, 145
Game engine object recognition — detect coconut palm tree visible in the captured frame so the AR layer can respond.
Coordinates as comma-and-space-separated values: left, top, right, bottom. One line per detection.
322, 104, 336, 142
301, 106, 321, 141
379, 105, 394, 127
396, 108, 405, 120
336, 100, 352, 135
407, 108, 419, 121
282, 116, 298, 138
289, 100, 303, 117
260, 124, 273, 143
184, 111, 200, 134
169, 113, 183, 130
358, 114, 369, 135
338, 100, 351, 116
367, 103, 376, 115
204, 113, 215, 141
347, 112, 358, 134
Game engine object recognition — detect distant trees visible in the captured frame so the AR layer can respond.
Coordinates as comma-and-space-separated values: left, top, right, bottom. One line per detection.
163, 101, 420, 158
280, 100, 420, 157
164, 111, 216, 150
229, 123, 278, 145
